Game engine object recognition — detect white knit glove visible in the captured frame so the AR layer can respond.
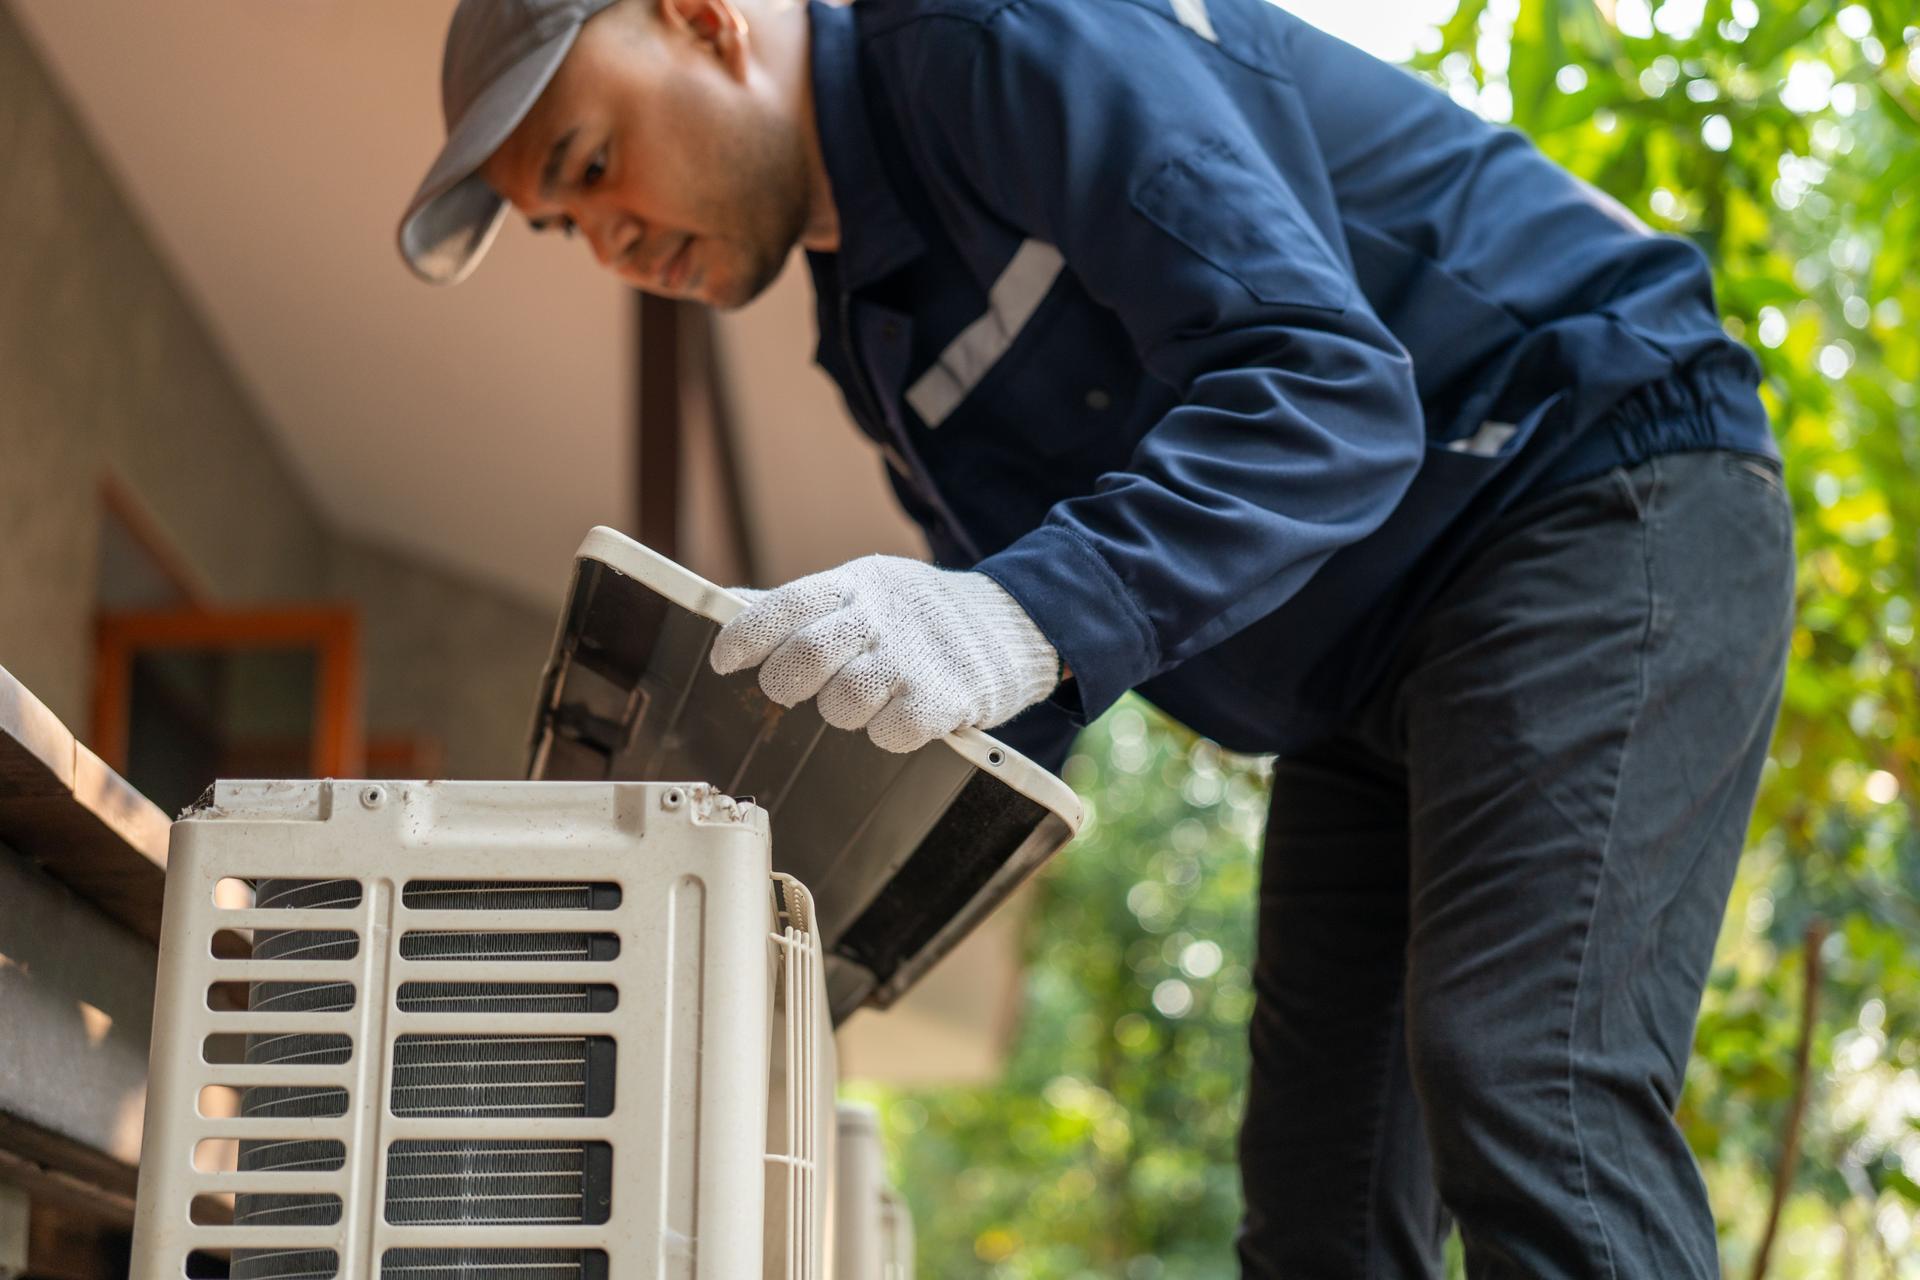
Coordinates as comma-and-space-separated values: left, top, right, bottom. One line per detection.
710, 556, 1060, 753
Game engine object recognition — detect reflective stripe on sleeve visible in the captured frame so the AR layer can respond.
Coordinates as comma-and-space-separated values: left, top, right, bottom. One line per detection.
1170, 0, 1219, 43
1447, 421, 1519, 457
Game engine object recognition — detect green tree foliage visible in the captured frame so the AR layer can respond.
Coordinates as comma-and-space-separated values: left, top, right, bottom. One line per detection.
855, 3, 1920, 1274
853, 710, 1268, 1279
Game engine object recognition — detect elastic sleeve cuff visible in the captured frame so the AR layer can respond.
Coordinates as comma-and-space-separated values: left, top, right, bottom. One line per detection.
972, 523, 1159, 727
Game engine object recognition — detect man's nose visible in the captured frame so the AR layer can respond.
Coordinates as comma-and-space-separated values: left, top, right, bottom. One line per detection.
585, 213, 640, 270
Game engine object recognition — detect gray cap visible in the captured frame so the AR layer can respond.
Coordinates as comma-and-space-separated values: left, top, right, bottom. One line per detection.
398, 0, 621, 285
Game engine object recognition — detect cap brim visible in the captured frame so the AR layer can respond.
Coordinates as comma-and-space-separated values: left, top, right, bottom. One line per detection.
397, 24, 584, 285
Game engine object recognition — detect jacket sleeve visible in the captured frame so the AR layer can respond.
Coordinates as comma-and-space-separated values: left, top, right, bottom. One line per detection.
879, 0, 1426, 725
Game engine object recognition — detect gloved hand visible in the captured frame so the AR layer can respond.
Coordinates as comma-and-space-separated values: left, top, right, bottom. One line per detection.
710, 555, 1060, 753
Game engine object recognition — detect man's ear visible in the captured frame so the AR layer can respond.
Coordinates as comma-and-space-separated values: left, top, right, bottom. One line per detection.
658, 0, 751, 79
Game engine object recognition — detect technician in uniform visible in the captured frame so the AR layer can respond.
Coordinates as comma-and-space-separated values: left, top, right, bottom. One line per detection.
398, 0, 1795, 1273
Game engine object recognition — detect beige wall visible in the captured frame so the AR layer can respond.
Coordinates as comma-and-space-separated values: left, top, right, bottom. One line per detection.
327, 538, 554, 780
0, 0, 329, 725
0, 3, 551, 781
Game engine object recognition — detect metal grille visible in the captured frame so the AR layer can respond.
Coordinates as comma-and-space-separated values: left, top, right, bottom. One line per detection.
237, 882, 615, 1280
379, 1248, 608, 1279
383, 1140, 612, 1226
767, 876, 826, 1280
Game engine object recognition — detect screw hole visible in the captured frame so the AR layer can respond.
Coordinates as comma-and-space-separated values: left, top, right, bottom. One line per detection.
360, 786, 386, 809
987, 750, 1005, 767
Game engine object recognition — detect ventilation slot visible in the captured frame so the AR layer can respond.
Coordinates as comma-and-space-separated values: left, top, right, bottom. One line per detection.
401, 880, 621, 911
380, 1248, 609, 1279
204, 1032, 352, 1066
195, 1137, 345, 1174
390, 1035, 616, 1118
205, 1192, 343, 1227
384, 1139, 613, 1226
396, 982, 619, 1013
227, 1254, 338, 1280
215, 927, 358, 959
399, 930, 620, 962
191, 1250, 305, 1279
241, 877, 364, 911
210, 979, 356, 1012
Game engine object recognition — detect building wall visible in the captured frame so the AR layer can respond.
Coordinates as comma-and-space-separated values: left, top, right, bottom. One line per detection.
0, 3, 551, 781
0, 0, 328, 726
328, 538, 555, 781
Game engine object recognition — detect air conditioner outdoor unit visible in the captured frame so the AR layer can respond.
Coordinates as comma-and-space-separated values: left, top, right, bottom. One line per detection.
833, 1105, 914, 1280
130, 777, 833, 1279
129, 530, 1081, 1280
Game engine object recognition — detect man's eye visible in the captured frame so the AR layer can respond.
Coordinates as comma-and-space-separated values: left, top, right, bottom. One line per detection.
582, 150, 608, 189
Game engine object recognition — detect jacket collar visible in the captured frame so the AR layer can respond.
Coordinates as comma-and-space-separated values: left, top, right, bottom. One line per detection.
808, 0, 926, 293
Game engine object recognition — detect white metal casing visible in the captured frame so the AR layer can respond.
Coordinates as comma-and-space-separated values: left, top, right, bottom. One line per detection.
878, 1183, 915, 1279
131, 778, 832, 1280
832, 1104, 914, 1280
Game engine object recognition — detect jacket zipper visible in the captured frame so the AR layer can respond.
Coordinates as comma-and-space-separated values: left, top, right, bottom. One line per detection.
838, 291, 985, 562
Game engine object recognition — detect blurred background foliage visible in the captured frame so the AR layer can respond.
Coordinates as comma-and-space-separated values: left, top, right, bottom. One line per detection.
850, 1, 1920, 1274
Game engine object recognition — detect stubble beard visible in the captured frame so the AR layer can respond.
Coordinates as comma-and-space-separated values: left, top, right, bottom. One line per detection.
709, 117, 812, 310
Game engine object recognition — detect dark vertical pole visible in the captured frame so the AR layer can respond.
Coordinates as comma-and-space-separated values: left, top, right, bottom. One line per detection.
688, 309, 761, 585
636, 292, 683, 558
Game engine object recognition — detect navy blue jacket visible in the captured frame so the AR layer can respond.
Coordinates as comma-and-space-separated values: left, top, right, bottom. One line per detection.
804, 0, 1775, 761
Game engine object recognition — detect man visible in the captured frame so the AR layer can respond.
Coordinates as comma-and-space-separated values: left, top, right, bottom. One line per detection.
397, 0, 1795, 1274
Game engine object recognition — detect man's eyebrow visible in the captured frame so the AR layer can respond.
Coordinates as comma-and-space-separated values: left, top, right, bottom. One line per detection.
539, 127, 581, 200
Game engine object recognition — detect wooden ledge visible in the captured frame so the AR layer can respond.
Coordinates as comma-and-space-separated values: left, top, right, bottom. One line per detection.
0, 665, 169, 944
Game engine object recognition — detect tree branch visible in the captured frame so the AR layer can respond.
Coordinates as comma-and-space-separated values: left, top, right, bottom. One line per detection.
1748, 918, 1829, 1280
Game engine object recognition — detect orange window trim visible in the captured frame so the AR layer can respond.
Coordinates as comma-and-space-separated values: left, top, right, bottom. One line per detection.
92, 607, 365, 780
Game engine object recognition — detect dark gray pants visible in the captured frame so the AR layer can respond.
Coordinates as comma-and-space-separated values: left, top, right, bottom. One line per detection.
1238, 450, 1795, 1278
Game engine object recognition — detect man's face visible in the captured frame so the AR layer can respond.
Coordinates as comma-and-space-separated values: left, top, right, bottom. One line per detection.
483, 0, 810, 309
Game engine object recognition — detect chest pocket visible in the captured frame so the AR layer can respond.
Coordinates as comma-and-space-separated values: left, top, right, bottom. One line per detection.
1130, 137, 1352, 312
